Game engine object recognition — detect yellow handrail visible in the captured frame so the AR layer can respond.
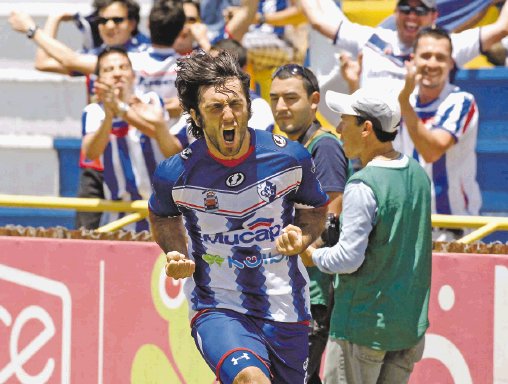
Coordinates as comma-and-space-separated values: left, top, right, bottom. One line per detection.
0, 194, 507, 243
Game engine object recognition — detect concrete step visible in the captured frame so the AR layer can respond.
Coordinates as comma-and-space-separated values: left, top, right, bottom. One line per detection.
0, 65, 85, 137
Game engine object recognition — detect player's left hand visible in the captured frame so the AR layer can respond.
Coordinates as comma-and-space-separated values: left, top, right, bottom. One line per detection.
276, 224, 305, 256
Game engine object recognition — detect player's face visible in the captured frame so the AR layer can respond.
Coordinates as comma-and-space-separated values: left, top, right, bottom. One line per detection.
270, 77, 318, 141
395, 0, 437, 46
414, 36, 453, 90
98, 52, 135, 95
336, 114, 364, 160
193, 78, 251, 159
97, 2, 136, 46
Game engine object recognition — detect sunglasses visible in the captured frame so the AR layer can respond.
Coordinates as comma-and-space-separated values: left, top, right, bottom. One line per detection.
96, 16, 127, 25
397, 4, 433, 16
272, 64, 319, 92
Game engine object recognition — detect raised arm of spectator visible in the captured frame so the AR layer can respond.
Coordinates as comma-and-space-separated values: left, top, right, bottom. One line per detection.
254, 2, 307, 27
298, 0, 346, 40
9, 11, 97, 75
130, 96, 184, 158
224, 0, 259, 42
478, 0, 508, 51
398, 60, 454, 163
188, 21, 212, 52
34, 13, 76, 74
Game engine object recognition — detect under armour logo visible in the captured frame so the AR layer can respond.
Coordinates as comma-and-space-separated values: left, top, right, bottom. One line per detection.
231, 352, 251, 365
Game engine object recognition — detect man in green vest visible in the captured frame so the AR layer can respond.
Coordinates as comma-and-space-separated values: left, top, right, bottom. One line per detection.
269, 64, 348, 384
276, 88, 432, 384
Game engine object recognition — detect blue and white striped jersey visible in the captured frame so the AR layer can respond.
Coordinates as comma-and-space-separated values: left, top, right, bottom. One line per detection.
149, 129, 329, 322
394, 83, 482, 215
82, 91, 166, 202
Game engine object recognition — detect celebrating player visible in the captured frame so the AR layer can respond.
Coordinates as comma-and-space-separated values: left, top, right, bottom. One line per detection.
148, 50, 329, 384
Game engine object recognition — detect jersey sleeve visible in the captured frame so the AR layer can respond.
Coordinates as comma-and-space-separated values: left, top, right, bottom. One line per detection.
431, 92, 477, 141
311, 137, 348, 193
312, 180, 376, 274
148, 156, 184, 217
289, 143, 330, 209
334, 18, 376, 55
81, 103, 105, 136
451, 28, 481, 67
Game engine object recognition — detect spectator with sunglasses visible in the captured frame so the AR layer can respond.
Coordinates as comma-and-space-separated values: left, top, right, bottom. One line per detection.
9, 0, 149, 230
270, 63, 348, 384
9, 0, 148, 77
300, 0, 508, 94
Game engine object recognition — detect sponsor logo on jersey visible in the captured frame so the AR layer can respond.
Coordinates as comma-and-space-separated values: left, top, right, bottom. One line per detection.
246, 217, 274, 230
225, 172, 245, 187
180, 147, 192, 160
273, 134, 287, 147
202, 253, 225, 266
203, 190, 219, 211
257, 181, 277, 203
202, 224, 281, 245
227, 252, 289, 269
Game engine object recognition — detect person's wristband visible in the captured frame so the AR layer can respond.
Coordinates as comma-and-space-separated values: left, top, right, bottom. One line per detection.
257, 13, 266, 25
117, 101, 130, 119
26, 25, 39, 39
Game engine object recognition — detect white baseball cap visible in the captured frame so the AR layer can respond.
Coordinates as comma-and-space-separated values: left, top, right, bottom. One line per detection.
325, 88, 401, 133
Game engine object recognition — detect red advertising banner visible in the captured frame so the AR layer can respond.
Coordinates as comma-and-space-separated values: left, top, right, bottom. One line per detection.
0, 237, 215, 384
0, 237, 507, 383
410, 252, 508, 384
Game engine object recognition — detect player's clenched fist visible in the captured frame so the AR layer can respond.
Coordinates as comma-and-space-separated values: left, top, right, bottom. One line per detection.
165, 251, 195, 279
276, 224, 305, 256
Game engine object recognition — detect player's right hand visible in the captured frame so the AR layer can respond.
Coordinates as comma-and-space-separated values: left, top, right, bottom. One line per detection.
165, 251, 195, 280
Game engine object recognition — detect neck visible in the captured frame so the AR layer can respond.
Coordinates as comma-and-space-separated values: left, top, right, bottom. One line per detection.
290, 118, 317, 142
418, 84, 445, 104
361, 143, 397, 166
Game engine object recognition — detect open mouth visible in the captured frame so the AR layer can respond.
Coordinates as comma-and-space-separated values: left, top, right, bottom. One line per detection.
223, 129, 235, 143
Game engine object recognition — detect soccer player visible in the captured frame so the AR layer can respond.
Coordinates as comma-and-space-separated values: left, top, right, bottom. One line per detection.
148, 50, 329, 383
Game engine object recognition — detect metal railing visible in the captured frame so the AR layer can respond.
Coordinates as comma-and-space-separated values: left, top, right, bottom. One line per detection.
0, 194, 507, 243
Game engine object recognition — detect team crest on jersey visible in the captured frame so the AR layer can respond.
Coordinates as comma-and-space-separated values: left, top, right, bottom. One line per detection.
203, 190, 219, 211
272, 134, 287, 147
180, 147, 192, 160
257, 181, 277, 203
225, 172, 245, 187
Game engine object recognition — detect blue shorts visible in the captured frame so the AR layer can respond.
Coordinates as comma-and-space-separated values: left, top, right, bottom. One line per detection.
190, 309, 309, 384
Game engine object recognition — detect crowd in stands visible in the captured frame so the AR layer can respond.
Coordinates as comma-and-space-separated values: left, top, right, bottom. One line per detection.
7, 1, 508, 380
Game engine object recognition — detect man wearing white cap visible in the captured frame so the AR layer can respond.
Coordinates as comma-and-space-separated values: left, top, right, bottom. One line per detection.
276, 88, 432, 383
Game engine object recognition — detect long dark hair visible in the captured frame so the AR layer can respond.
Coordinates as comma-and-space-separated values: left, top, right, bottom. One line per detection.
175, 50, 252, 139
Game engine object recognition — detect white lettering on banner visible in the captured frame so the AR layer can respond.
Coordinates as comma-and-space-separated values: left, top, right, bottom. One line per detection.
494, 265, 508, 383
0, 264, 72, 384
423, 333, 473, 384
0, 306, 56, 383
